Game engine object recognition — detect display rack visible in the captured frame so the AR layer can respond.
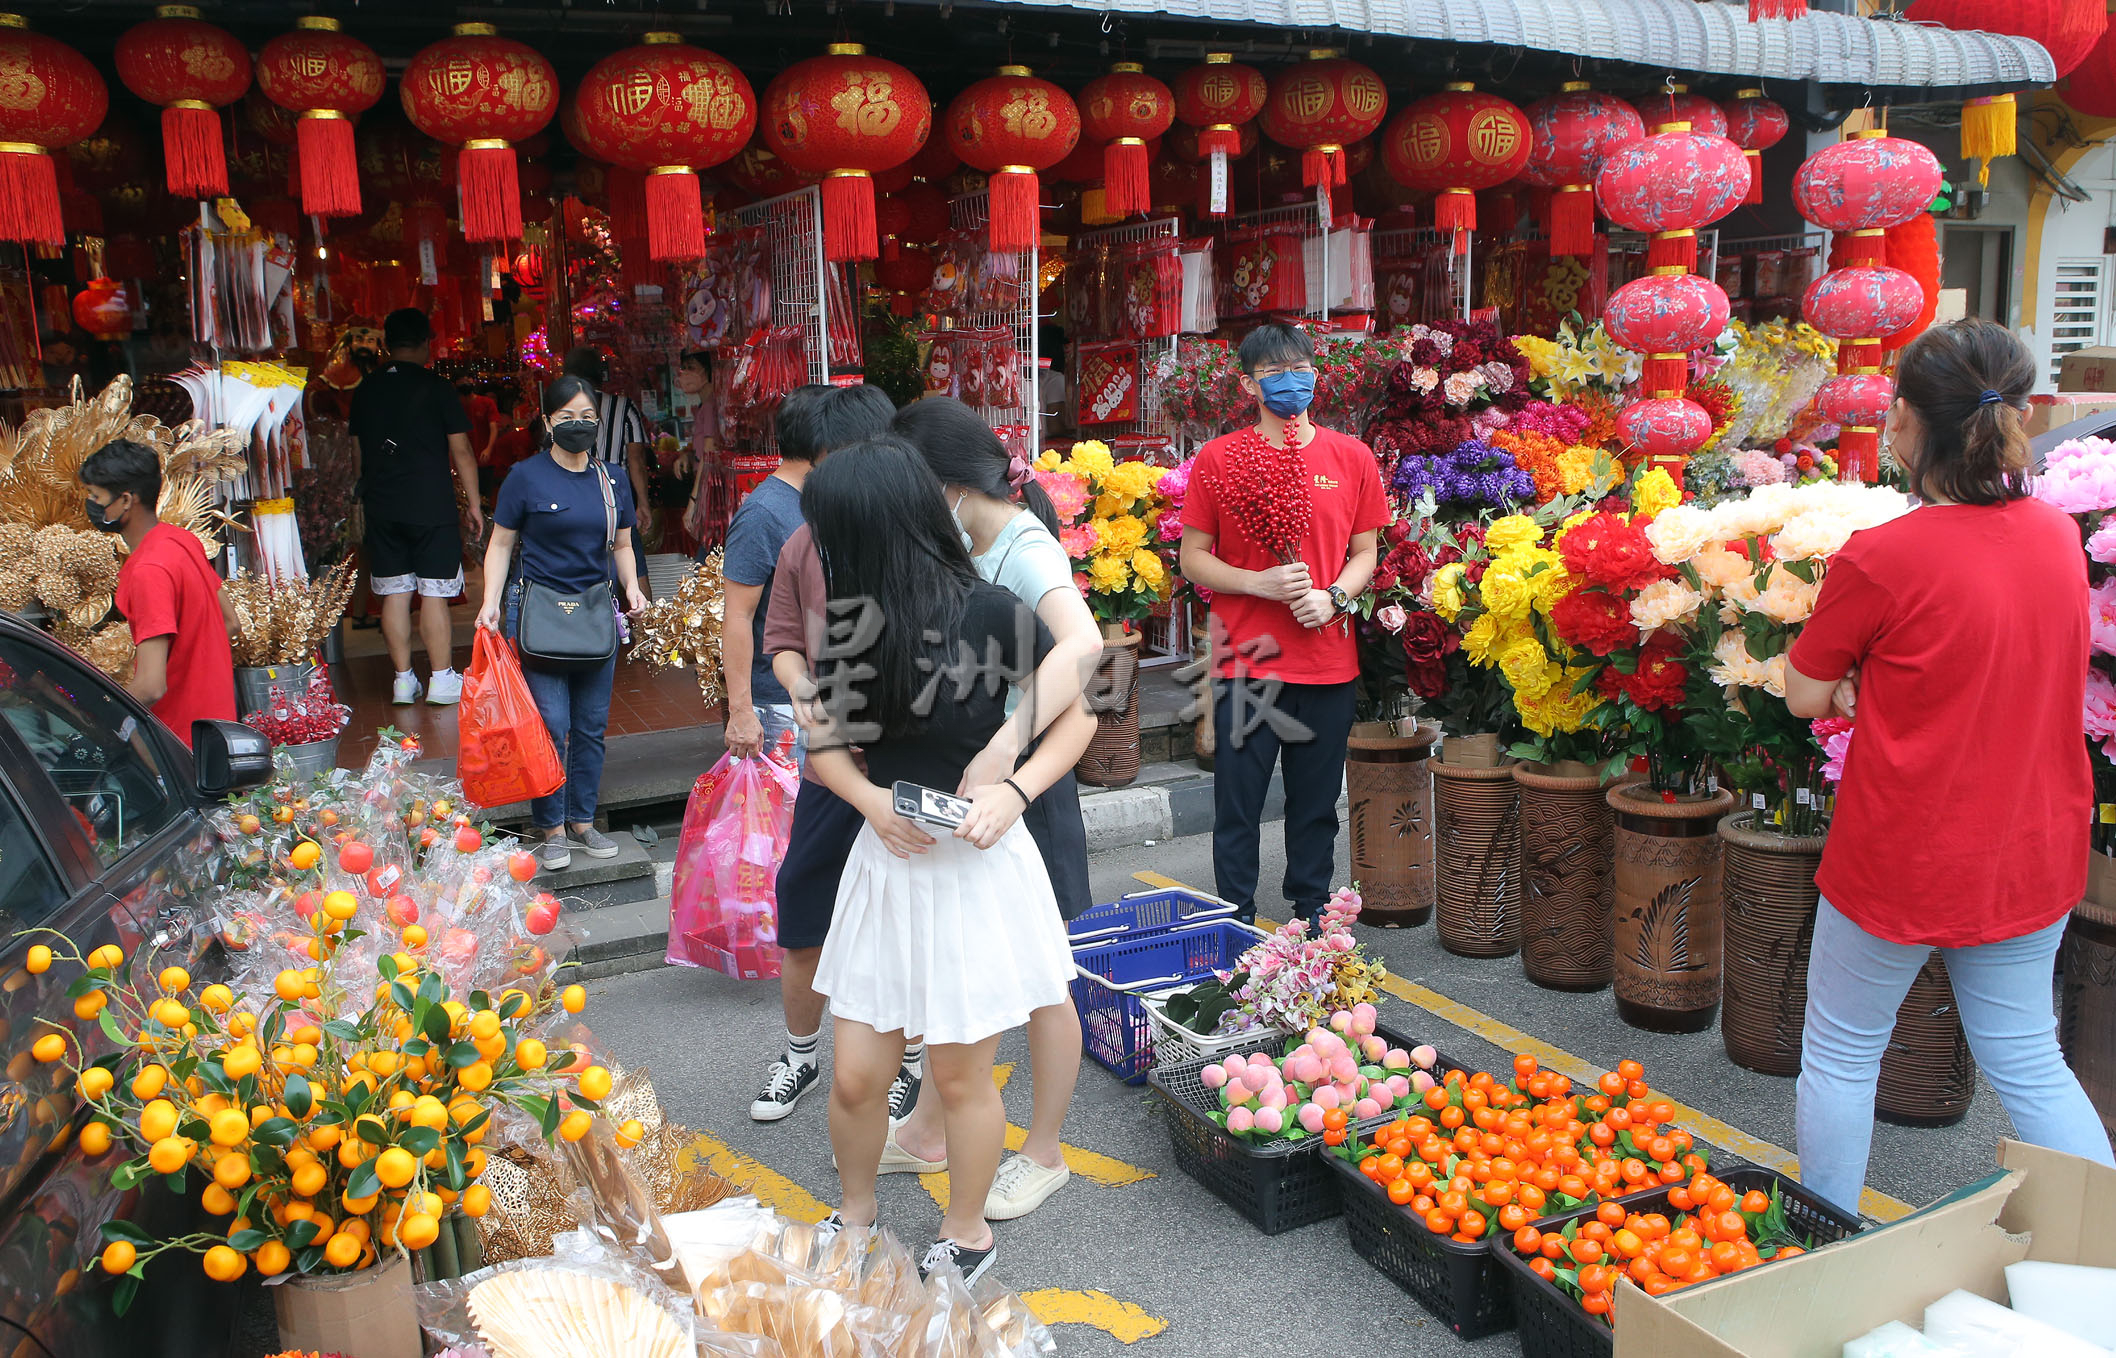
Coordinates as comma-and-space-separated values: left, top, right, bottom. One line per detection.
1071, 214, 1182, 451
1221, 202, 1330, 322
1372, 226, 1471, 320
950, 191, 1039, 455
725, 185, 842, 389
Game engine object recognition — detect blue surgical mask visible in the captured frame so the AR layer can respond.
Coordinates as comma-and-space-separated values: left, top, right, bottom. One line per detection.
1255, 369, 1316, 418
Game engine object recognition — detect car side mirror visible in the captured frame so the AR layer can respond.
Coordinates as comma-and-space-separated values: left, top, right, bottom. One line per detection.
192, 720, 272, 798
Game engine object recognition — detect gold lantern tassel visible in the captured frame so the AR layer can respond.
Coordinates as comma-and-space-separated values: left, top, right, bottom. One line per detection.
1961, 94, 2015, 186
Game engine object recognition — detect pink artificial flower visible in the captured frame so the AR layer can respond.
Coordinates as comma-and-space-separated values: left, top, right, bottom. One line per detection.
1035, 468, 1092, 522
1811, 717, 1854, 786
2088, 519, 2116, 566
2095, 580, 2116, 657
1059, 524, 1100, 559
2087, 669, 2116, 741
1375, 604, 1408, 634
2035, 439, 2116, 515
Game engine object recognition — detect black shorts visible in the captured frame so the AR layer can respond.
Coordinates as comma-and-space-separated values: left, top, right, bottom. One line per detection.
775, 778, 866, 950
1022, 771, 1092, 920
365, 519, 464, 596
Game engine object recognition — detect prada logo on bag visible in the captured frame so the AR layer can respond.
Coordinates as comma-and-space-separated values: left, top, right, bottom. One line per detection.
557, 601, 580, 614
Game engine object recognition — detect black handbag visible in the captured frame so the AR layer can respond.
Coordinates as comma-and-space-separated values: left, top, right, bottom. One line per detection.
516, 461, 619, 672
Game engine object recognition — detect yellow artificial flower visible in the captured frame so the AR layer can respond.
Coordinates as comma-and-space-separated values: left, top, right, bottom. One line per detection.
1097, 514, 1148, 555
1513, 335, 1559, 379
1498, 639, 1558, 700
1430, 563, 1467, 621
1484, 514, 1543, 554
1632, 467, 1680, 522
1553, 347, 1595, 388
1463, 612, 1504, 666
1069, 440, 1115, 479
1478, 566, 1533, 621
1130, 548, 1167, 589
1102, 459, 1164, 502
1556, 446, 1597, 496
1094, 491, 1127, 519
1035, 448, 1064, 472
1088, 553, 1132, 593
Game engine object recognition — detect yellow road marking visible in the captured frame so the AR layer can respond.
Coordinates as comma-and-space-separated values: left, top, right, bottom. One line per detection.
1020, 1288, 1169, 1343
1134, 865, 1912, 1224
676, 1130, 830, 1223
918, 1062, 1154, 1210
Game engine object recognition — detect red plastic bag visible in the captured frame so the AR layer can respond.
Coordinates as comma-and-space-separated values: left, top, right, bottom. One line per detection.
457, 627, 565, 808
666, 743, 798, 978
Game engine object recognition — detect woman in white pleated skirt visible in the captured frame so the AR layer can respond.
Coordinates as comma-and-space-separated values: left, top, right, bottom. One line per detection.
795, 435, 1095, 1284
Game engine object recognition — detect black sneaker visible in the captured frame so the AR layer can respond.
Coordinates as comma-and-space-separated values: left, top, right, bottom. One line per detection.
887, 1063, 922, 1121
815, 1211, 875, 1242
749, 1058, 819, 1122
919, 1237, 996, 1287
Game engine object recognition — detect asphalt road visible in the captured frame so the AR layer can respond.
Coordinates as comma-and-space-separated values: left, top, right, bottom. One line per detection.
581, 828, 2021, 1357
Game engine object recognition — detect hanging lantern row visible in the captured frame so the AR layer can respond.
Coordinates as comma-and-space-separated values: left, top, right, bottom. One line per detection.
1173, 53, 1266, 217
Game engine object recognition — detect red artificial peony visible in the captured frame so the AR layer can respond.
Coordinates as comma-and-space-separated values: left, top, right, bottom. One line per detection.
1388, 540, 1435, 592
1402, 612, 1458, 700
1559, 512, 1664, 592
1550, 588, 1639, 657
1596, 631, 1688, 711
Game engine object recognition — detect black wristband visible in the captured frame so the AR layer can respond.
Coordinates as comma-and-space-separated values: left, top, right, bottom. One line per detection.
1002, 777, 1032, 808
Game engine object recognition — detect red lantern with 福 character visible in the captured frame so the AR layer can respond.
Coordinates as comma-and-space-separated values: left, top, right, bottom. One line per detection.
764, 45, 930, 262
1259, 49, 1387, 189
1382, 84, 1531, 254
1792, 131, 1943, 265
1078, 64, 1174, 218
257, 16, 385, 219
0, 17, 107, 245
115, 6, 251, 200
1174, 53, 1266, 216
944, 66, 1080, 253
575, 34, 753, 261
1605, 271, 1731, 394
1596, 124, 1749, 273
1521, 82, 1643, 256
1722, 89, 1789, 206
401, 23, 558, 244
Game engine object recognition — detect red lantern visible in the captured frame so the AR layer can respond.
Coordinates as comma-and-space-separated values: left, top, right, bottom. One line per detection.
1792, 132, 1943, 265
401, 23, 559, 244
2062, 26, 2116, 117
1382, 85, 1531, 254
1802, 266, 1925, 340
1521, 83, 1644, 256
1079, 64, 1174, 217
510, 248, 544, 291
257, 17, 384, 220
895, 182, 951, 246
944, 66, 1080, 253
764, 44, 931, 262
1632, 88, 1728, 138
1722, 89, 1789, 206
73, 276, 129, 340
1815, 373, 1894, 482
114, 6, 251, 199
1259, 50, 1388, 189
574, 35, 754, 262
1618, 396, 1715, 463
1905, 0, 2105, 76
902, 137, 959, 184
1596, 127, 1749, 272
724, 141, 817, 199
1605, 272, 1732, 392
0, 18, 107, 245
1051, 138, 1110, 184
1174, 53, 1266, 216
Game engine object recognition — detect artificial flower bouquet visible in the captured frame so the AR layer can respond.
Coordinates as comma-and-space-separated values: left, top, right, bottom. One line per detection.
2032, 435, 2116, 846
1683, 441, 1840, 508
1161, 887, 1387, 1041
1367, 319, 1534, 474
1034, 439, 1174, 626
1710, 318, 1838, 455
1151, 337, 1247, 440
1358, 509, 1503, 737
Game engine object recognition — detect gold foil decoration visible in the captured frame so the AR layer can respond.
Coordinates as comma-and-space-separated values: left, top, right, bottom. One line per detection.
626, 552, 727, 706
223, 557, 357, 665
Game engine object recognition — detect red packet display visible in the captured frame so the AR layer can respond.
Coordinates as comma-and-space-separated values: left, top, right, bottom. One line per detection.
1076, 342, 1141, 425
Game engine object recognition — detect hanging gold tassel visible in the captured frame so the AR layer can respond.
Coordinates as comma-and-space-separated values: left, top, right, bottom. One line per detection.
1961, 94, 2016, 186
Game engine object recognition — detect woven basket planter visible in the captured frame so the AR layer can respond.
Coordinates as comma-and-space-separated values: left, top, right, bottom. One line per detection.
1432, 755, 1522, 958
1718, 812, 1829, 1077
1347, 720, 1440, 927
2060, 880, 2116, 1143
1513, 762, 1619, 992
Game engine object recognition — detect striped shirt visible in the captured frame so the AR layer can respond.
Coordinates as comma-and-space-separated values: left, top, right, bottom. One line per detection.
592, 392, 648, 466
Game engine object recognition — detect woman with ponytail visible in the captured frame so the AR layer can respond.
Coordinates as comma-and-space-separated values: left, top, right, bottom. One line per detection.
884, 397, 1102, 1222
1784, 318, 2113, 1214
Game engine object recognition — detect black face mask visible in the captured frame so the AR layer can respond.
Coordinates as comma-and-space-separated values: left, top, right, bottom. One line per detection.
551, 419, 598, 453
84, 495, 126, 532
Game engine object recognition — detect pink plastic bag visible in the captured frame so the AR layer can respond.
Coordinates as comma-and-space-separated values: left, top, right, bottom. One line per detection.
665, 745, 799, 978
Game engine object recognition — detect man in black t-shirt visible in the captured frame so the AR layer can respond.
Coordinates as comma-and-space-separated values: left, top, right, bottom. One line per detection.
350, 308, 482, 706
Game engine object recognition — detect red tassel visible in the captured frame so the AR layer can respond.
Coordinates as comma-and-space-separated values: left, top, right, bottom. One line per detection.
1299, 145, 1346, 188
1841, 229, 1886, 267
1883, 214, 1940, 351
1434, 188, 1476, 235
821, 171, 876, 262
1644, 354, 1689, 394
458, 143, 522, 245
1199, 126, 1241, 157
1646, 231, 1696, 272
607, 167, 649, 241
890, 292, 916, 317
1838, 426, 1878, 482
881, 235, 900, 262
987, 168, 1039, 253
296, 115, 362, 219
1743, 149, 1762, 205
645, 168, 706, 261
1749, 0, 1807, 16
162, 105, 228, 200
0, 149, 61, 245
1104, 140, 1151, 216
1549, 185, 1596, 257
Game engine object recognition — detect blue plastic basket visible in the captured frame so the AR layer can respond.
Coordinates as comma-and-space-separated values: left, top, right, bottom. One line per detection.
1065, 886, 1240, 946
1071, 919, 1265, 1083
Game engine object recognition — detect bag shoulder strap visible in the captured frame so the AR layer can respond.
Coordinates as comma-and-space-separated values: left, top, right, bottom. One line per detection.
594, 460, 617, 557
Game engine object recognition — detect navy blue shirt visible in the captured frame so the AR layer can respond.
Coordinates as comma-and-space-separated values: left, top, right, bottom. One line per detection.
719, 475, 805, 706
494, 451, 637, 595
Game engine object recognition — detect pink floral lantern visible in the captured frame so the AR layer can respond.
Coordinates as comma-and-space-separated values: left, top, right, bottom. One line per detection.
1605, 271, 1731, 394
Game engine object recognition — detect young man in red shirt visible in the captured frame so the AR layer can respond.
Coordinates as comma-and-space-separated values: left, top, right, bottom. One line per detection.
1179, 322, 1388, 922
80, 437, 236, 748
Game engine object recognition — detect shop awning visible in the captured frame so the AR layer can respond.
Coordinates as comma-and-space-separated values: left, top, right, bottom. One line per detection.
982, 0, 2055, 96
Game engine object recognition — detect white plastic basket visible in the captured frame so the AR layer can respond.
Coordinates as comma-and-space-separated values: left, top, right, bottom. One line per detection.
1140, 987, 1293, 1068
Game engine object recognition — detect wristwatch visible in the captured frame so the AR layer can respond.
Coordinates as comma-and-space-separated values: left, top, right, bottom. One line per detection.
1327, 584, 1352, 614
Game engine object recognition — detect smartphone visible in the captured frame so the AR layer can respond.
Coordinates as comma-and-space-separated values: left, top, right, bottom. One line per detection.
893, 780, 970, 831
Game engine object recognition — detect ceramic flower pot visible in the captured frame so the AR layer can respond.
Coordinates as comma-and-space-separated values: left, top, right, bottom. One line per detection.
1717, 811, 1828, 1077
1432, 754, 1521, 958
1076, 627, 1141, 788
1876, 952, 1977, 1128
1347, 719, 1440, 927
1514, 762, 1620, 992
2060, 871, 2116, 1142
1608, 784, 1736, 1033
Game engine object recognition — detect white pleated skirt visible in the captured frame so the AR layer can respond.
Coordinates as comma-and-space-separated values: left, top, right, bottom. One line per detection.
814, 820, 1074, 1047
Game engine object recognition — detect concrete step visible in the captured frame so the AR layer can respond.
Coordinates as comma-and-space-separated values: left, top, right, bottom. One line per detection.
565, 897, 672, 980
539, 836, 661, 911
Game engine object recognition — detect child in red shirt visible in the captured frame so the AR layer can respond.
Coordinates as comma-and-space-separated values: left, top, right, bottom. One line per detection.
1179, 322, 1388, 921
81, 438, 235, 748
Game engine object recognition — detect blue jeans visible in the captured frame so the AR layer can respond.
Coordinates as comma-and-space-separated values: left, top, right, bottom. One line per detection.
520, 653, 617, 830
1796, 898, 2114, 1214
1211, 678, 1356, 922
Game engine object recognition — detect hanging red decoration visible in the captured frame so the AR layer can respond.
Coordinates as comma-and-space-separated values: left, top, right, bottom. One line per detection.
1815, 373, 1895, 482
1905, 0, 2105, 76
763, 44, 930, 262
1174, 53, 1267, 217
2061, 26, 2116, 117
73, 276, 129, 340
1595, 125, 1749, 272
1618, 396, 1716, 463
895, 181, 952, 247
573, 34, 753, 262
1882, 213, 1941, 351
1722, 88, 1789, 206
256, 17, 384, 220
1604, 272, 1732, 392
0, 17, 107, 245
1258, 50, 1388, 189
1792, 131, 1943, 265
902, 136, 959, 184
1802, 266, 1926, 340
1078, 63, 1175, 217
725, 141, 818, 199
1749, 0, 1808, 18
1632, 87, 1729, 138
1521, 82, 1643, 257
510, 248, 544, 291
944, 66, 1080, 253
114, 6, 251, 200
1381, 84, 1531, 254
1051, 139, 1110, 184
401, 23, 559, 244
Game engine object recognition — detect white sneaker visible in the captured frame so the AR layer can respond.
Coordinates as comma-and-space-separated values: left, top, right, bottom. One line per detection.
983, 1153, 1069, 1220
426, 670, 463, 705
391, 672, 422, 705
877, 1119, 947, 1175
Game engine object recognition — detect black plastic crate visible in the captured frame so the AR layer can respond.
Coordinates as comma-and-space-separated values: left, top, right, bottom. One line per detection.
1146, 1023, 1453, 1237
1494, 1165, 1864, 1358
1325, 1149, 1515, 1338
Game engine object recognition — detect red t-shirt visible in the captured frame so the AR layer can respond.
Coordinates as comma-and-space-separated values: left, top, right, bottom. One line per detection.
1181, 425, 1390, 684
116, 523, 236, 749
1789, 497, 2090, 947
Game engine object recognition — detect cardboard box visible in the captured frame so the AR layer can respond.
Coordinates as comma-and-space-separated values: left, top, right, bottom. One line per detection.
2059, 346, 2116, 392
1615, 1142, 2116, 1357
271, 1252, 422, 1358
2027, 392, 2116, 438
